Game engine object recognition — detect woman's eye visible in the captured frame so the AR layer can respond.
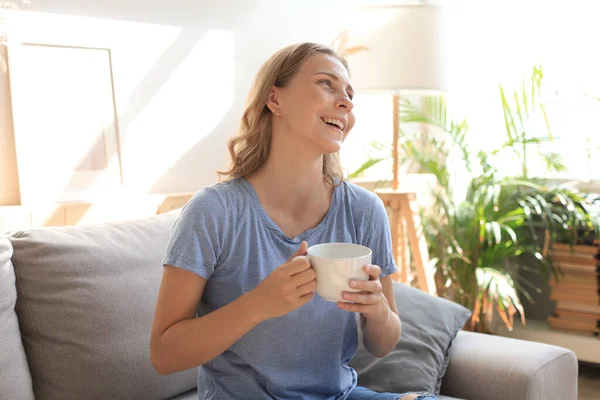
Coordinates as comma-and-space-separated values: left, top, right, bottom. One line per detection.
320, 79, 333, 88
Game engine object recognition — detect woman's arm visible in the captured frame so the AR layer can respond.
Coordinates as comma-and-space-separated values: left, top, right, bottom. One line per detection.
360, 275, 401, 357
338, 269, 401, 357
150, 265, 263, 375
150, 242, 315, 375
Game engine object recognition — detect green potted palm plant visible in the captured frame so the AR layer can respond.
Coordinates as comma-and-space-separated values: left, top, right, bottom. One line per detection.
351, 67, 600, 332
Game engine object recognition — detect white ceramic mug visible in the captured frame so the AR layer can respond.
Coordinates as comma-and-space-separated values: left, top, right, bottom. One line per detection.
306, 243, 372, 303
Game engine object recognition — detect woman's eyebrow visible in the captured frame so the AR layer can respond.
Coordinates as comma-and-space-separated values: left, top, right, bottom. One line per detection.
314, 72, 354, 95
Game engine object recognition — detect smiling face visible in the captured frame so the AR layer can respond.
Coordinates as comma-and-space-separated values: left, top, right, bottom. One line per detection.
268, 53, 355, 154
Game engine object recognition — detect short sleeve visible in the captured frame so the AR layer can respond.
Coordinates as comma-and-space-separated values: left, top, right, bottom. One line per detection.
362, 193, 397, 278
162, 187, 227, 280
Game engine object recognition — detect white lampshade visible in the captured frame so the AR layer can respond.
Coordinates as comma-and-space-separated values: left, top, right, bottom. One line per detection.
342, 4, 448, 94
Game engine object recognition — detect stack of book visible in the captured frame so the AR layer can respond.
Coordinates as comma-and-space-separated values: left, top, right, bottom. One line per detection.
548, 242, 600, 335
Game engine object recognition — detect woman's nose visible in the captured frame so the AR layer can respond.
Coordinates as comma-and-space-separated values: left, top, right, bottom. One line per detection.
335, 96, 353, 112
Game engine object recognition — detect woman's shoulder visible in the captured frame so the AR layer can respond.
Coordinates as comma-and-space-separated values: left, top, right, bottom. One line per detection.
337, 180, 389, 225
338, 180, 381, 206
184, 179, 248, 213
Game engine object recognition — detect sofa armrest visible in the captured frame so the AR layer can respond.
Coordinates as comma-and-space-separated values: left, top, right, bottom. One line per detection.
440, 330, 578, 400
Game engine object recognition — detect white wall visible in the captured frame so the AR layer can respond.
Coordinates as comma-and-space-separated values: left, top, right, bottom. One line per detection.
6, 0, 598, 205
0, 0, 367, 202
341, 0, 600, 184
445, 0, 600, 181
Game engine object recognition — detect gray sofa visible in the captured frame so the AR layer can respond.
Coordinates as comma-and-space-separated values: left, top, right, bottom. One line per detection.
1, 211, 578, 399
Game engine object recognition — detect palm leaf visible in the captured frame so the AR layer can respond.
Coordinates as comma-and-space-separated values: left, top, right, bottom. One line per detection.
348, 158, 386, 179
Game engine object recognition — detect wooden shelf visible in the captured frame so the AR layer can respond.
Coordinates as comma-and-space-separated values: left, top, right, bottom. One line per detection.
492, 320, 600, 364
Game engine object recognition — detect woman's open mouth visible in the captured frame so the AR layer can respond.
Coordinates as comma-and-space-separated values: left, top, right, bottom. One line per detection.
321, 117, 345, 135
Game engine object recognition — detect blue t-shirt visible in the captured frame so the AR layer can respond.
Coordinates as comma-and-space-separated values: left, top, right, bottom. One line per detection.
163, 178, 397, 400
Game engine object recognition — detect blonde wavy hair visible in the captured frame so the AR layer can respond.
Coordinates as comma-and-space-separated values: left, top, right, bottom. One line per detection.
218, 42, 349, 186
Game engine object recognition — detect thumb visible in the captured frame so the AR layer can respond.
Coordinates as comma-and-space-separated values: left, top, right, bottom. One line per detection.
287, 241, 308, 263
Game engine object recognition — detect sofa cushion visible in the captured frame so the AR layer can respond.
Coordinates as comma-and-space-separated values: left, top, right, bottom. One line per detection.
9, 212, 196, 400
168, 389, 199, 399
350, 282, 471, 395
0, 236, 35, 400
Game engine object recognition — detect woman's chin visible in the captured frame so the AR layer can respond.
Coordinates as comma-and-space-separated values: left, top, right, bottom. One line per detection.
321, 140, 343, 154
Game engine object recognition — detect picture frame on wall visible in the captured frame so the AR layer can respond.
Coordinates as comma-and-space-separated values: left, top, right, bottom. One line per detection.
7, 42, 123, 204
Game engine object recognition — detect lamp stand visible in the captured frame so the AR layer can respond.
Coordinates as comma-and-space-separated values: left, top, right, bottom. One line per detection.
374, 94, 437, 296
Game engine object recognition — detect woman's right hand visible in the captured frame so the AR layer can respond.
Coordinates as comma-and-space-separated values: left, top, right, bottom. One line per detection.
249, 241, 317, 321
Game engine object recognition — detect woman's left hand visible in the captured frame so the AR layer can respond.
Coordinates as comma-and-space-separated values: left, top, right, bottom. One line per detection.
337, 264, 390, 324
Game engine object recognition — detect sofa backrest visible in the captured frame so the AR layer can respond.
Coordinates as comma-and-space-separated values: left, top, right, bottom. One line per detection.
8, 211, 197, 400
0, 236, 35, 399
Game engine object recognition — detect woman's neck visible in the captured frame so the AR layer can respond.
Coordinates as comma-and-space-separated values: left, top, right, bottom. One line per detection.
245, 131, 333, 216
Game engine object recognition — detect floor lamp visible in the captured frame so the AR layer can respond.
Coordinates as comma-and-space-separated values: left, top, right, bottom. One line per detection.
342, 4, 448, 295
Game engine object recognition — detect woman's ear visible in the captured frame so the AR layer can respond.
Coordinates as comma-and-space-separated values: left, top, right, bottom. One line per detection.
266, 86, 282, 115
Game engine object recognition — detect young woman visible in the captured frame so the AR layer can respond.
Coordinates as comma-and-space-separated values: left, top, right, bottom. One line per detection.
150, 42, 436, 400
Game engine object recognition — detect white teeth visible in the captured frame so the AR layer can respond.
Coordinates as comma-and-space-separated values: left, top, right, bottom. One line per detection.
322, 117, 345, 131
